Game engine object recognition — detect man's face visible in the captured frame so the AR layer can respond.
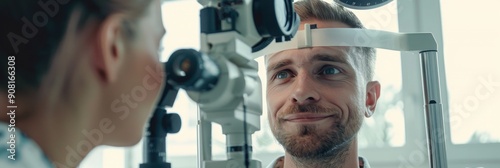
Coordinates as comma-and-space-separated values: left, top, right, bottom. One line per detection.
266, 20, 367, 158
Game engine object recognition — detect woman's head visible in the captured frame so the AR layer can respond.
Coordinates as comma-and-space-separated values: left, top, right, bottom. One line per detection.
0, 0, 166, 146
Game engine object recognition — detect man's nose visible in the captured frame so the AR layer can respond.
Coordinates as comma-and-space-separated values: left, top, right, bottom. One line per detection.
290, 73, 320, 105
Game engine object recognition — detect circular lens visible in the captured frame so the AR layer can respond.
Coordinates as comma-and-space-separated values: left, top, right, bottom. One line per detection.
181, 59, 191, 74
173, 57, 192, 77
334, 0, 393, 10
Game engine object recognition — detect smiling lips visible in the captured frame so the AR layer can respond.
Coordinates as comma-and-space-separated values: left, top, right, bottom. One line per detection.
283, 113, 338, 123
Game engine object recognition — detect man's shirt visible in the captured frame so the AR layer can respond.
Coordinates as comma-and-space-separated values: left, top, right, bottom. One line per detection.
266, 156, 371, 168
0, 122, 53, 168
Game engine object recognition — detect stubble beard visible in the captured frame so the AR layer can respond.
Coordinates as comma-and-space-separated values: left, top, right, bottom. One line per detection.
271, 104, 363, 166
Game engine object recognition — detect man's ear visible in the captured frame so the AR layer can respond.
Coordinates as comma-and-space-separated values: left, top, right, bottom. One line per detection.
365, 81, 381, 118
93, 14, 127, 84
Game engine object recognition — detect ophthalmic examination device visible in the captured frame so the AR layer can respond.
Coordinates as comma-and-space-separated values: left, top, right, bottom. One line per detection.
140, 0, 448, 168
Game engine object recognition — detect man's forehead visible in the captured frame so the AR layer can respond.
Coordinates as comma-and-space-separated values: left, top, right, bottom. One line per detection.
265, 20, 352, 66
266, 46, 349, 66
299, 19, 351, 30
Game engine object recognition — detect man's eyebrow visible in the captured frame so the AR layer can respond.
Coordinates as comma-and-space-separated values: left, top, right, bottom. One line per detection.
267, 59, 292, 73
311, 54, 348, 64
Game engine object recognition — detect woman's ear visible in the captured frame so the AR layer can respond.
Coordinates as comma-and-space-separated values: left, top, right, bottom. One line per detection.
92, 14, 127, 84
365, 81, 381, 118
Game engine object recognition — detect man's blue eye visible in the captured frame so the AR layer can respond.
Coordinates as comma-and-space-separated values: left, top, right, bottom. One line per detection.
322, 67, 340, 75
276, 71, 289, 79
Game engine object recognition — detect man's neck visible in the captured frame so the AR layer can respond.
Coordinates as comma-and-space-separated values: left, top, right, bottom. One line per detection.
283, 139, 360, 168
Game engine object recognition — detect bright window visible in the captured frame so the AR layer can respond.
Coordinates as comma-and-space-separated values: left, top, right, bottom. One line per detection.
441, 0, 500, 145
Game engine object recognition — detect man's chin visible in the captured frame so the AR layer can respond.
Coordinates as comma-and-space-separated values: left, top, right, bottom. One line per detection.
282, 135, 325, 158
276, 128, 325, 157
274, 124, 347, 158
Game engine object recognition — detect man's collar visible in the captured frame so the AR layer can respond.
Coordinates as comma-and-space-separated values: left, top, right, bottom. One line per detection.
268, 156, 370, 168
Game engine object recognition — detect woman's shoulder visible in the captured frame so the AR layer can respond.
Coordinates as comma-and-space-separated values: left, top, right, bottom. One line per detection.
0, 122, 53, 168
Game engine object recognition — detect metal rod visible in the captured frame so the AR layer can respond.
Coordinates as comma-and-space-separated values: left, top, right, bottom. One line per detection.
198, 117, 212, 168
140, 108, 171, 168
419, 51, 448, 168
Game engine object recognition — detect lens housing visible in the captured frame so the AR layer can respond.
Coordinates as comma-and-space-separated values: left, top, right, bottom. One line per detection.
252, 0, 299, 52
165, 49, 220, 92
252, 0, 299, 38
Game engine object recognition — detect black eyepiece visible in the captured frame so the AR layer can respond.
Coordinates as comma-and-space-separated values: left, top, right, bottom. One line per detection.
165, 49, 220, 92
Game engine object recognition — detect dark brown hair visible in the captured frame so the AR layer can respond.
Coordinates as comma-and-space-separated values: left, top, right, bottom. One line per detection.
0, 0, 153, 93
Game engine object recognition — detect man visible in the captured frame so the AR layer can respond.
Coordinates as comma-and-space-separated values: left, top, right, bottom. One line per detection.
266, 0, 381, 167
0, 0, 165, 167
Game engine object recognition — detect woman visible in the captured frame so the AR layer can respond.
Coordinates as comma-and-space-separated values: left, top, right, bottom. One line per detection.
0, 0, 166, 167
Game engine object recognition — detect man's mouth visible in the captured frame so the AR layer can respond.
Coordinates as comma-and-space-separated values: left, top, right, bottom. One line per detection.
283, 113, 338, 123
